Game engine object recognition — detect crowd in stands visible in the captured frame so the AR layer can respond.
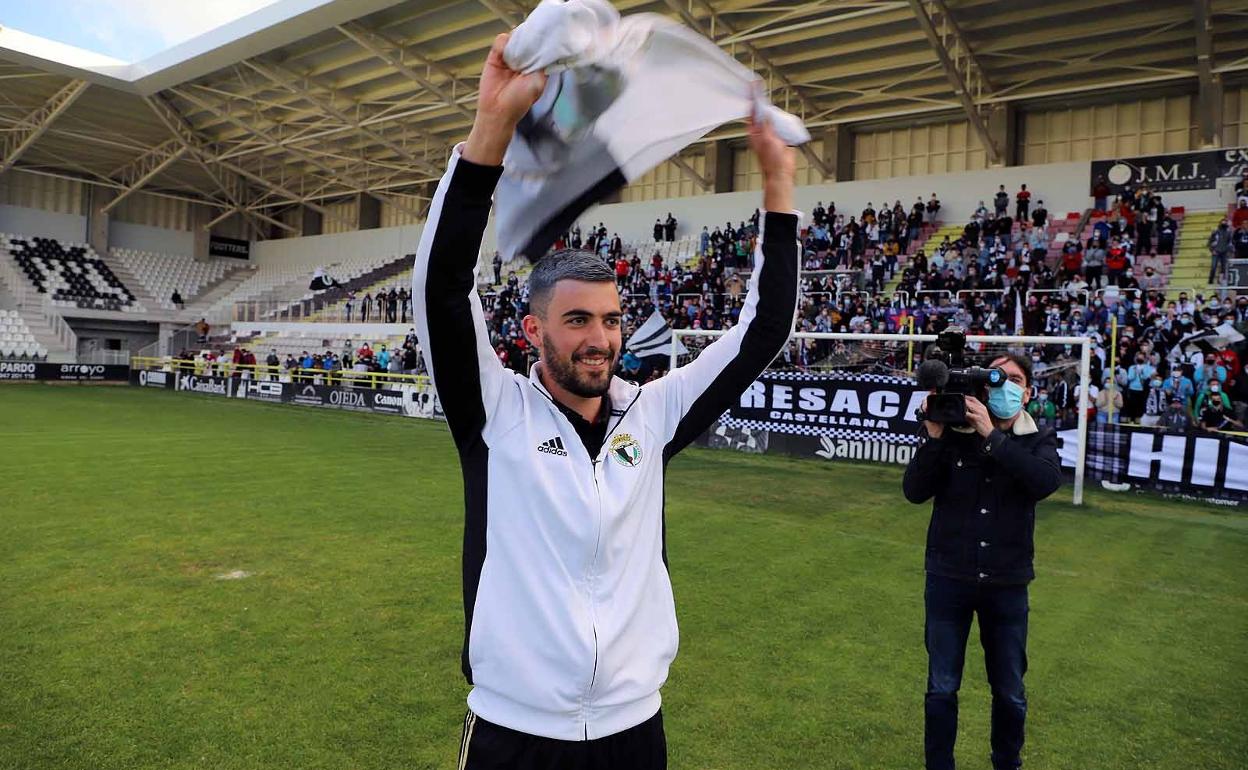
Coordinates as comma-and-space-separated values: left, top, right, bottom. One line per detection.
340, 287, 412, 323
472, 181, 1247, 434
174, 329, 425, 382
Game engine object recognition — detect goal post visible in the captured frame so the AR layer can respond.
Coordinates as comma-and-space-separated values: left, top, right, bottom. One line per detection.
671, 329, 1092, 506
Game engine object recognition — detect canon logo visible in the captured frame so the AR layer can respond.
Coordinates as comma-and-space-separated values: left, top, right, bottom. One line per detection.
373, 393, 404, 407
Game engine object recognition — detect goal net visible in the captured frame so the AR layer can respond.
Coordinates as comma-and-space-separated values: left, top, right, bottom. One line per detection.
671, 329, 1092, 505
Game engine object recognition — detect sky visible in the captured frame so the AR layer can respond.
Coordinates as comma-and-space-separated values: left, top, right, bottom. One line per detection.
0, 0, 283, 62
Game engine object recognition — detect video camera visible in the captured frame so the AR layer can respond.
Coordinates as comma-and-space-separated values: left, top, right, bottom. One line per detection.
914, 326, 1007, 426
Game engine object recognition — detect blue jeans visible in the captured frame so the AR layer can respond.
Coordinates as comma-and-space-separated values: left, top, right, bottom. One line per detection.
925, 573, 1029, 770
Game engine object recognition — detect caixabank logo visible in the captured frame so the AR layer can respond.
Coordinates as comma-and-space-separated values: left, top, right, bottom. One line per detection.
178, 375, 229, 396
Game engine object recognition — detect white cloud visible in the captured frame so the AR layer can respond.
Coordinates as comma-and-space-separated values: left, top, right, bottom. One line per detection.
69, 0, 283, 61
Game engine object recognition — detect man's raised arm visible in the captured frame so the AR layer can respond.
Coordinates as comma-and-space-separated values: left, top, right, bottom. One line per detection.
411, 34, 545, 452
656, 117, 800, 458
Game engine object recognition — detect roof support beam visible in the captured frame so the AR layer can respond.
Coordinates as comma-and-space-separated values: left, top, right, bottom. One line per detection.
668, 155, 712, 192
907, 0, 1001, 165
98, 140, 188, 214
476, 0, 525, 27
336, 23, 475, 121
0, 79, 89, 175
658, 0, 832, 179
145, 94, 297, 236
241, 59, 446, 177
170, 87, 419, 225
1194, 0, 1222, 148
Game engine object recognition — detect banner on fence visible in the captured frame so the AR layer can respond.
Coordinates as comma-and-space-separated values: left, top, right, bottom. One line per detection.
722, 370, 926, 445
233, 378, 287, 403
176, 373, 232, 397
0, 362, 129, 382
131, 368, 174, 389
140, 370, 445, 422
1057, 425, 1248, 506
699, 415, 1247, 506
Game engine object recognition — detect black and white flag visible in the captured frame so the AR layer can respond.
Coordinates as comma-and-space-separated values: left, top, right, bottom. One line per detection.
627, 312, 687, 358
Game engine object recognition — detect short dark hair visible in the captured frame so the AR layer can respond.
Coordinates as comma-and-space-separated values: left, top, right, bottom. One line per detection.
990, 352, 1033, 387
528, 248, 616, 317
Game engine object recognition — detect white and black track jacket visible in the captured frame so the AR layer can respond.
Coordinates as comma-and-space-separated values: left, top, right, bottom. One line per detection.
412, 144, 798, 741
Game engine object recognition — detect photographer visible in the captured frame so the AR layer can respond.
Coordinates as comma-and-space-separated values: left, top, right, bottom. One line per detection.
903, 352, 1061, 770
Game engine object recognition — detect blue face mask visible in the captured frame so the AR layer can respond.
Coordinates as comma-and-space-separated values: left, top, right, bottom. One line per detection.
987, 380, 1025, 419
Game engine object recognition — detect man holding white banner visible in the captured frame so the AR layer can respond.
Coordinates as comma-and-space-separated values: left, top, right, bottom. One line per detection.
412, 25, 802, 769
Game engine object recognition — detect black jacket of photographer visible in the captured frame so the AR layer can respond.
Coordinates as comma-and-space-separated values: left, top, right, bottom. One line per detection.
902, 412, 1062, 584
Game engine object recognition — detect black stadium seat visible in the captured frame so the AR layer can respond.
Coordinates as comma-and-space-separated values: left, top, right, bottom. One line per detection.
6, 236, 135, 311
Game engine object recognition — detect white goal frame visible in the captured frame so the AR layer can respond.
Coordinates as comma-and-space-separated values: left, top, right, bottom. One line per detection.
672, 330, 1092, 506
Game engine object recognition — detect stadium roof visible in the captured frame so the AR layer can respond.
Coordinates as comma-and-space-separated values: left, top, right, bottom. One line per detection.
0, 0, 1242, 236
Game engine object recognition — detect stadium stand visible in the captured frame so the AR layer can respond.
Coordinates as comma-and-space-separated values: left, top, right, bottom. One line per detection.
0, 308, 46, 360
2, 233, 141, 312
109, 249, 249, 311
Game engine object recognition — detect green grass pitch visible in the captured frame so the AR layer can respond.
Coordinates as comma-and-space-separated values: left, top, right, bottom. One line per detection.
1, 385, 1245, 769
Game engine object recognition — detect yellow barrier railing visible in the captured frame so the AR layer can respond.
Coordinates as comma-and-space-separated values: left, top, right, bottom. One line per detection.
130, 356, 430, 389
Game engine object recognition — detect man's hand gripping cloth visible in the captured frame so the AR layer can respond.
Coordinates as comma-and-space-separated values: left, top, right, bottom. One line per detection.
495, 0, 811, 263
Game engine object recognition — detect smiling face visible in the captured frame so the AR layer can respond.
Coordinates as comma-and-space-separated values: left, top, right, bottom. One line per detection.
524, 279, 622, 398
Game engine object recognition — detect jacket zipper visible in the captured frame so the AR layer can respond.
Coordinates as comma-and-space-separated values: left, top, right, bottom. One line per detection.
584, 456, 604, 738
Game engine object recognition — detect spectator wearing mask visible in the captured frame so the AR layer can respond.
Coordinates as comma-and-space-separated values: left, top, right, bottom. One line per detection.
1156, 216, 1176, 255
1194, 377, 1228, 416
1095, 373, 1122, 424
1229, 362, 1248, 425
1138, 266, 1163, 292
1026, 387, 1055, 427
1208, 220, 1233, 285
1162, 397, 1192, 432
1031, 200, 1048, 229
1092, 175, 1111, 211
1015, 184, 1031, 221
1234, 221, 1248, 260
1140, 375, 1167, 427
1104, 241, 1128, 285
994, 185, 1009, 216
1194, 355, 1228, 390
1199, 389, 1242, 432
1162, 369, 1196, 409
1084, 240, 1106, 290
265, 349, 280, 381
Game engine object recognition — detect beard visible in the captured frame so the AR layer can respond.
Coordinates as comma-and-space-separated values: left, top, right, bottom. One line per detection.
541, 333, 616, 398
